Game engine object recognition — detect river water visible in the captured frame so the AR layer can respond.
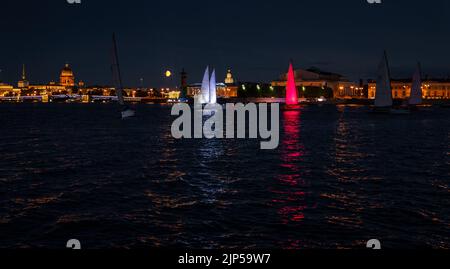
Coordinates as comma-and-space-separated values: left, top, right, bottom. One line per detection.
0, 103, 449, 249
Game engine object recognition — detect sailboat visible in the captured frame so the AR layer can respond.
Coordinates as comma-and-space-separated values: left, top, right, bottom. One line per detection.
372, 51, 409, 114
209, 69, 217, 104
408, 63, 423, 110
199, 66, 217, 105
111, 33, 135, 119
282, 61, 301, 111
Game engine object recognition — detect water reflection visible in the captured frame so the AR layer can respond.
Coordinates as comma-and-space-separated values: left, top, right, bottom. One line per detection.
273, 110, 307, 226
321, 110, 371, 247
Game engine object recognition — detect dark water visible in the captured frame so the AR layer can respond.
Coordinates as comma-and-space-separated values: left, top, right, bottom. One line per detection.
0, 103, 449, 249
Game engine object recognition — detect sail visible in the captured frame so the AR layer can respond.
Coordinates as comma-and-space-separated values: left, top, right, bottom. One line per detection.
209, 69, 217, 104
409, 63, 423, 106
200, 66, 210, 104
286, 62, 298, 105
111, 34, 125, 106
375, 51, 393, 108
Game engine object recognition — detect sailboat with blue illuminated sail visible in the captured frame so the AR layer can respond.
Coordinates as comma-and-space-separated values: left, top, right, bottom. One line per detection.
199, 66, 217, 105
200, 66, 210, 104
209, 69, 217, 104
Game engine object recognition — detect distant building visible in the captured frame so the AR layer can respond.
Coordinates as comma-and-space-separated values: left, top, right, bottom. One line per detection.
368, 79, 450, 100
225, 69, 234, 84
0, 83, 14, 96
10, 63, 80, 96
27, 84, 67, 94
186, 69, 238, 98
271, 67, 361, 99
187, 83, 238, 98
60, 63, 75, 87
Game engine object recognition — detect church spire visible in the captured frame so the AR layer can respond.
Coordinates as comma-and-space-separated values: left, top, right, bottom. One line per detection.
18, 64, 30, 88
22, 64, 26, 80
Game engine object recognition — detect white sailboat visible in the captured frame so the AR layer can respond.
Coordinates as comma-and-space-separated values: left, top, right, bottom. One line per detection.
374, 51, 393, 112
372, 51, 409, 114
112, 33, 135, 119
209, 69, 217, 104
199, 66, 217, 105
200, 66, 210, 104
409, 63, 423, 107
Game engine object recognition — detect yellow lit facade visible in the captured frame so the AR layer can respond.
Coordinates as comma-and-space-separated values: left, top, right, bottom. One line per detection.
271, 80, 361, 99
0, 83, 14, 96
368, 80, 450, 100
271, 67, 361, 99
187, 83, 238, 98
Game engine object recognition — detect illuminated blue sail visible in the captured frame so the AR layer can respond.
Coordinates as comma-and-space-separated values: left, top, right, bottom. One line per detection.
200, 66, 210, 104
209, 69, 217, 104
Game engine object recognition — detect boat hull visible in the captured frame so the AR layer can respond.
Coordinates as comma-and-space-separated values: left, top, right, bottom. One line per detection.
370, 106, 410, 114
369, 107, 391, 114
281, 104, 302, 111
390, 108, 410, 115
121, 109, 136, 119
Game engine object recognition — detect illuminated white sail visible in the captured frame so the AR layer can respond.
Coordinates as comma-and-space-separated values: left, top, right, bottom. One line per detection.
409, 63, 423, 106
200, 66, 210, 104
375, 51, 393, 108
209, 69, 217, 104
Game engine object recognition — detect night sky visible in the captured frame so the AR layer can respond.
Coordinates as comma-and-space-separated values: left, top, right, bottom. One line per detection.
1, 0, 449, 87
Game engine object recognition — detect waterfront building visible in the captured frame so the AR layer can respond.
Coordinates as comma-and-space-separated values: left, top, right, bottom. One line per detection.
27, 84, 67, 95
9, 63, 80, 96
0, 83, 14, 96
186, 69, 237, 98
187, 82, 238, 98
368, 79, 450, 100
271, 67, 360, 99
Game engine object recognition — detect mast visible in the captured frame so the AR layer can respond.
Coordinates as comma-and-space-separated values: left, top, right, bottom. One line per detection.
112, 33, 125, 106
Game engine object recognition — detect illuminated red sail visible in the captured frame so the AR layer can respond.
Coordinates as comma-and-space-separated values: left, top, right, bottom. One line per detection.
286, 62, 298, 105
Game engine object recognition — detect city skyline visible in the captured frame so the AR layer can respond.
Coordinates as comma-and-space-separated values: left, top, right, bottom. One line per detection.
1, 0, 450, 87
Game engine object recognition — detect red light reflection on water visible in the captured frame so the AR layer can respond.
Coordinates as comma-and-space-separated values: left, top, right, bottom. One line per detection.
272, 110, 307, 225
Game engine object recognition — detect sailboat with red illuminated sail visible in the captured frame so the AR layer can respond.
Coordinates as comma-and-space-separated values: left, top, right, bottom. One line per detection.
282, 61, 301, 110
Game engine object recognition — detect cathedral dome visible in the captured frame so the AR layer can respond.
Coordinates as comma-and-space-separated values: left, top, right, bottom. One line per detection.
60, 64, 74, 77
60, 63, 75, 87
